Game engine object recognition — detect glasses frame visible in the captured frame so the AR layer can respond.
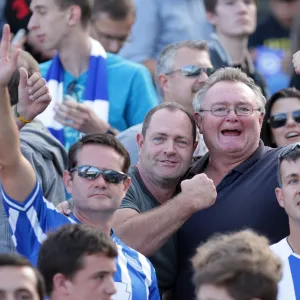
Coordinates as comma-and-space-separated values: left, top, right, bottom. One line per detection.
70, 165, 128, 184
268, 110, 300, 129
199, 107, 261, 117
165, 65, 215, 77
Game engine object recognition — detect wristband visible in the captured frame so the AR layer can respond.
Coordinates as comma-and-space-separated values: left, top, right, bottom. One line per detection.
14, 105, 32, 124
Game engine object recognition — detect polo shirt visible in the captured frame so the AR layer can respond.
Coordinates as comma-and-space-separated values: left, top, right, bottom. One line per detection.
174, 141, 289, 300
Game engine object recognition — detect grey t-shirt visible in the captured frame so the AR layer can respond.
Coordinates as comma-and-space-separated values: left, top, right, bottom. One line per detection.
120, 166, 178, 294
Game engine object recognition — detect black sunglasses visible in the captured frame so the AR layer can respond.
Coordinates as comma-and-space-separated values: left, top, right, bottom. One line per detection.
166, 65, 215, 77
268, 110, 300, 129
70, 165, 128, 184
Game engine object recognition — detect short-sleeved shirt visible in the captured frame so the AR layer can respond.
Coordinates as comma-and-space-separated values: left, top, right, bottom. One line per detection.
120, 166, 178, 294
174, 141, 290, 300
271, 238, 300, 300
2, 181, 160, 300
40, 53, 158, 149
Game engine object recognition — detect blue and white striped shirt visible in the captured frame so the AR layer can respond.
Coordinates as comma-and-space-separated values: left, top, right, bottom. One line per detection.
2, 181, 160, 300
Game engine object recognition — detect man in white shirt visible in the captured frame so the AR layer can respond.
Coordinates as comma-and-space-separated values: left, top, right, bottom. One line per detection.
271, 142, 300, 300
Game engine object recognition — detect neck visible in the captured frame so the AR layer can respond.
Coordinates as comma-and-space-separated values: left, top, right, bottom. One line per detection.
137, 163, 179, 204
217, 32, 249, 65
288, 218, 300, 255
58, 30, 91, 77
73, 208, 112, 236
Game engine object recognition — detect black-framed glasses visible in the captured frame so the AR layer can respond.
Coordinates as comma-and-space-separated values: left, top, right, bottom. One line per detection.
199, 106, 261, 117
268, 110, 300, 129
166, 65, 215, 77
70, 165, 128, 184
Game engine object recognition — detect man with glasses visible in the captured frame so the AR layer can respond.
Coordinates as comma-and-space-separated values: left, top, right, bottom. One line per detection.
174, 67, 289, 300
0, 25, 160, 300
271, 143, 300, 300
117, 40, 214, 165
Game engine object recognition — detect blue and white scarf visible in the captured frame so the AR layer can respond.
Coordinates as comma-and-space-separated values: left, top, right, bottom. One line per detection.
38, 38, 109, 145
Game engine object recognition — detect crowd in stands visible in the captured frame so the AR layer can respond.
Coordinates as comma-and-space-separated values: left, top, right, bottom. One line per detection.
0, 0, 300, 300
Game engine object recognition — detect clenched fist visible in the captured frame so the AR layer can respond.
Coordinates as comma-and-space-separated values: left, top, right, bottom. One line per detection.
180, 173, 217, 213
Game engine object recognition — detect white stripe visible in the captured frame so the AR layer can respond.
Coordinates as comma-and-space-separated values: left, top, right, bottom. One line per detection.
84, 100, 109, 122
2, 183, 40, 212
26, 207, 47, 244
8, 208, 19, 247
138, 253, 152, 298
116, 244, 132, 300
90, 38, 107, 58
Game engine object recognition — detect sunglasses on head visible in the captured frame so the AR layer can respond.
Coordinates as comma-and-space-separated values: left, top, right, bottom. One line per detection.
70, 165, 128, 184
268, 110, 300, 128
166, 65, 215, 77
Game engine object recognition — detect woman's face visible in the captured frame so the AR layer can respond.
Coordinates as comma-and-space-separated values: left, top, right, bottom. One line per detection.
270, 97, 300, 147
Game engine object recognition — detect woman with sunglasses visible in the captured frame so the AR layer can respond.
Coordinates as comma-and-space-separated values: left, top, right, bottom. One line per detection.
261, 88, 300, 147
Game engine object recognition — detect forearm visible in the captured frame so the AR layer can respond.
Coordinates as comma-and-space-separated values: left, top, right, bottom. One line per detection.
143, 59, 156, 79
0, 86, 21, 165
115, 194, 193, 256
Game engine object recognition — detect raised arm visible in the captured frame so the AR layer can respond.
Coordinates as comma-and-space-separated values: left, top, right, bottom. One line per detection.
0, 25, 36, 202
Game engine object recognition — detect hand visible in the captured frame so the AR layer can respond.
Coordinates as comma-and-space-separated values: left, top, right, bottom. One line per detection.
53, 96, 110, 133
292, 50, 300, 75
0, 24, 20, 87
180, 173, 217, 213
17, 68, 51, 120
56, 200, 72, 216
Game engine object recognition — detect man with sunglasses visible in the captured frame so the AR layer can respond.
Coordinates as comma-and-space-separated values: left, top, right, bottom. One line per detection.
173, 67, 289, 300
117, 40, 214, 165
0, 25, 160, 300
271, 143, 300, 300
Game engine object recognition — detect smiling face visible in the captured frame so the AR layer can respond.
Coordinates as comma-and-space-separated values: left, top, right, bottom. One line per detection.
138, 108, 195, 183
276, 158, 300, 222
64, 144, 131, 215
270, 97, 300, 147
207, 0, 257, 38
195, 81, 264, 158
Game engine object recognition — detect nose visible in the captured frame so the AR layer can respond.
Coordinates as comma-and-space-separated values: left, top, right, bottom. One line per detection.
164, 140, 176, 155
225, 109, 239, 122
286, 114, 297, 127
27, 14, 38, 31
197, 70, 209, 82
92, 173, 107, 189
236, 0, 248, 13
105, 277, 117, 296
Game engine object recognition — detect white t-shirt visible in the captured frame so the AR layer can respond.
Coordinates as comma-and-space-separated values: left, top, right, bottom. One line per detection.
271, 237, 300, 300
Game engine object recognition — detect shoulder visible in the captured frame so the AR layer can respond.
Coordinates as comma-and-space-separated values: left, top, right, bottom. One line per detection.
270, 237, 292, 260
117, 123, 143, 141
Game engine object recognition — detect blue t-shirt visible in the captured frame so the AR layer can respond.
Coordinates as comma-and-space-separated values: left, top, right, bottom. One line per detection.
2, 182, 160, 300
40, 53, 158, 150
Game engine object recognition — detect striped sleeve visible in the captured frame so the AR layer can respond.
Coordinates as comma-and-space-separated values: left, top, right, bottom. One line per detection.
2, 180, 72, 265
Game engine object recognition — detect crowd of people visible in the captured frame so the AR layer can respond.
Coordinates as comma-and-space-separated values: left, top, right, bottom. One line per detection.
0, 0, 300, 300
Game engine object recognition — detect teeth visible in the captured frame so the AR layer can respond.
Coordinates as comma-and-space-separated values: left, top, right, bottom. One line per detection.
287, 132, 300, 138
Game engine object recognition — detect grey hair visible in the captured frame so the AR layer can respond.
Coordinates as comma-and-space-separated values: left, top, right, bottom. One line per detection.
155, 40, 209, 101
193, 67, 266, 113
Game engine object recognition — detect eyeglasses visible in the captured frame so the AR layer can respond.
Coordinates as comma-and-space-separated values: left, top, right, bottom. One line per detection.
70, 165, 128, 184
268, 110, 300, 129
166, 65, 215, 77
199, 106, 261, 117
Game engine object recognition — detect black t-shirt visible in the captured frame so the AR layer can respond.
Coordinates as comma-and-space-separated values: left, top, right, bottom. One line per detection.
174, 142, 289, 300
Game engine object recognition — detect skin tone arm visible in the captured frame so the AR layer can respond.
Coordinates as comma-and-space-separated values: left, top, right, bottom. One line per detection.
143, 59, 156, 80
0, 25, 38, 202
112, 174, 217, 257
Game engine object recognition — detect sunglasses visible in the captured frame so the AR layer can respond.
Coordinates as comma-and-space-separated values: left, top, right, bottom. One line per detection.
166, 65, 215, 77
268, 110, 300, 128
70, 165, 128, 184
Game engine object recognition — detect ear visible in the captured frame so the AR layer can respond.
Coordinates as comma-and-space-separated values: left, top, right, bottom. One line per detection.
157, 74, 170, 99
137, 133, 145, 150
206, 11, 217, 26
194, 112, 204, 133
258, 112, 265, 128
52, 273, 72, 296
275, 187, 285, 208
123, 177, 131, 194
67, 5, 82, 26
63, 170, 73, 194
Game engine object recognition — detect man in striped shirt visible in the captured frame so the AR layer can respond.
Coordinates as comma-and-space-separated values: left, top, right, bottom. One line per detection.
0, 24, 160, 300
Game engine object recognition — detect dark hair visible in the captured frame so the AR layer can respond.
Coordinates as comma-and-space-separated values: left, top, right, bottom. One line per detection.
261, 88, 300, 147
203, 0, 258, 13
0, 253, 45, 300
38, 224, 118, 295
92, 0, 135, 21
141, 102, 197, 144
8, 50, 39, 106
68, 133, 131, 173
54, 0, 93, 28
192, 230, 281, 300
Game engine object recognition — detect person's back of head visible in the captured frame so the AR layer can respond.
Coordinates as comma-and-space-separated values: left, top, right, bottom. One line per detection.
192, 229, 282, 300
0, 253, 45, 300
38, 223, 118, 299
